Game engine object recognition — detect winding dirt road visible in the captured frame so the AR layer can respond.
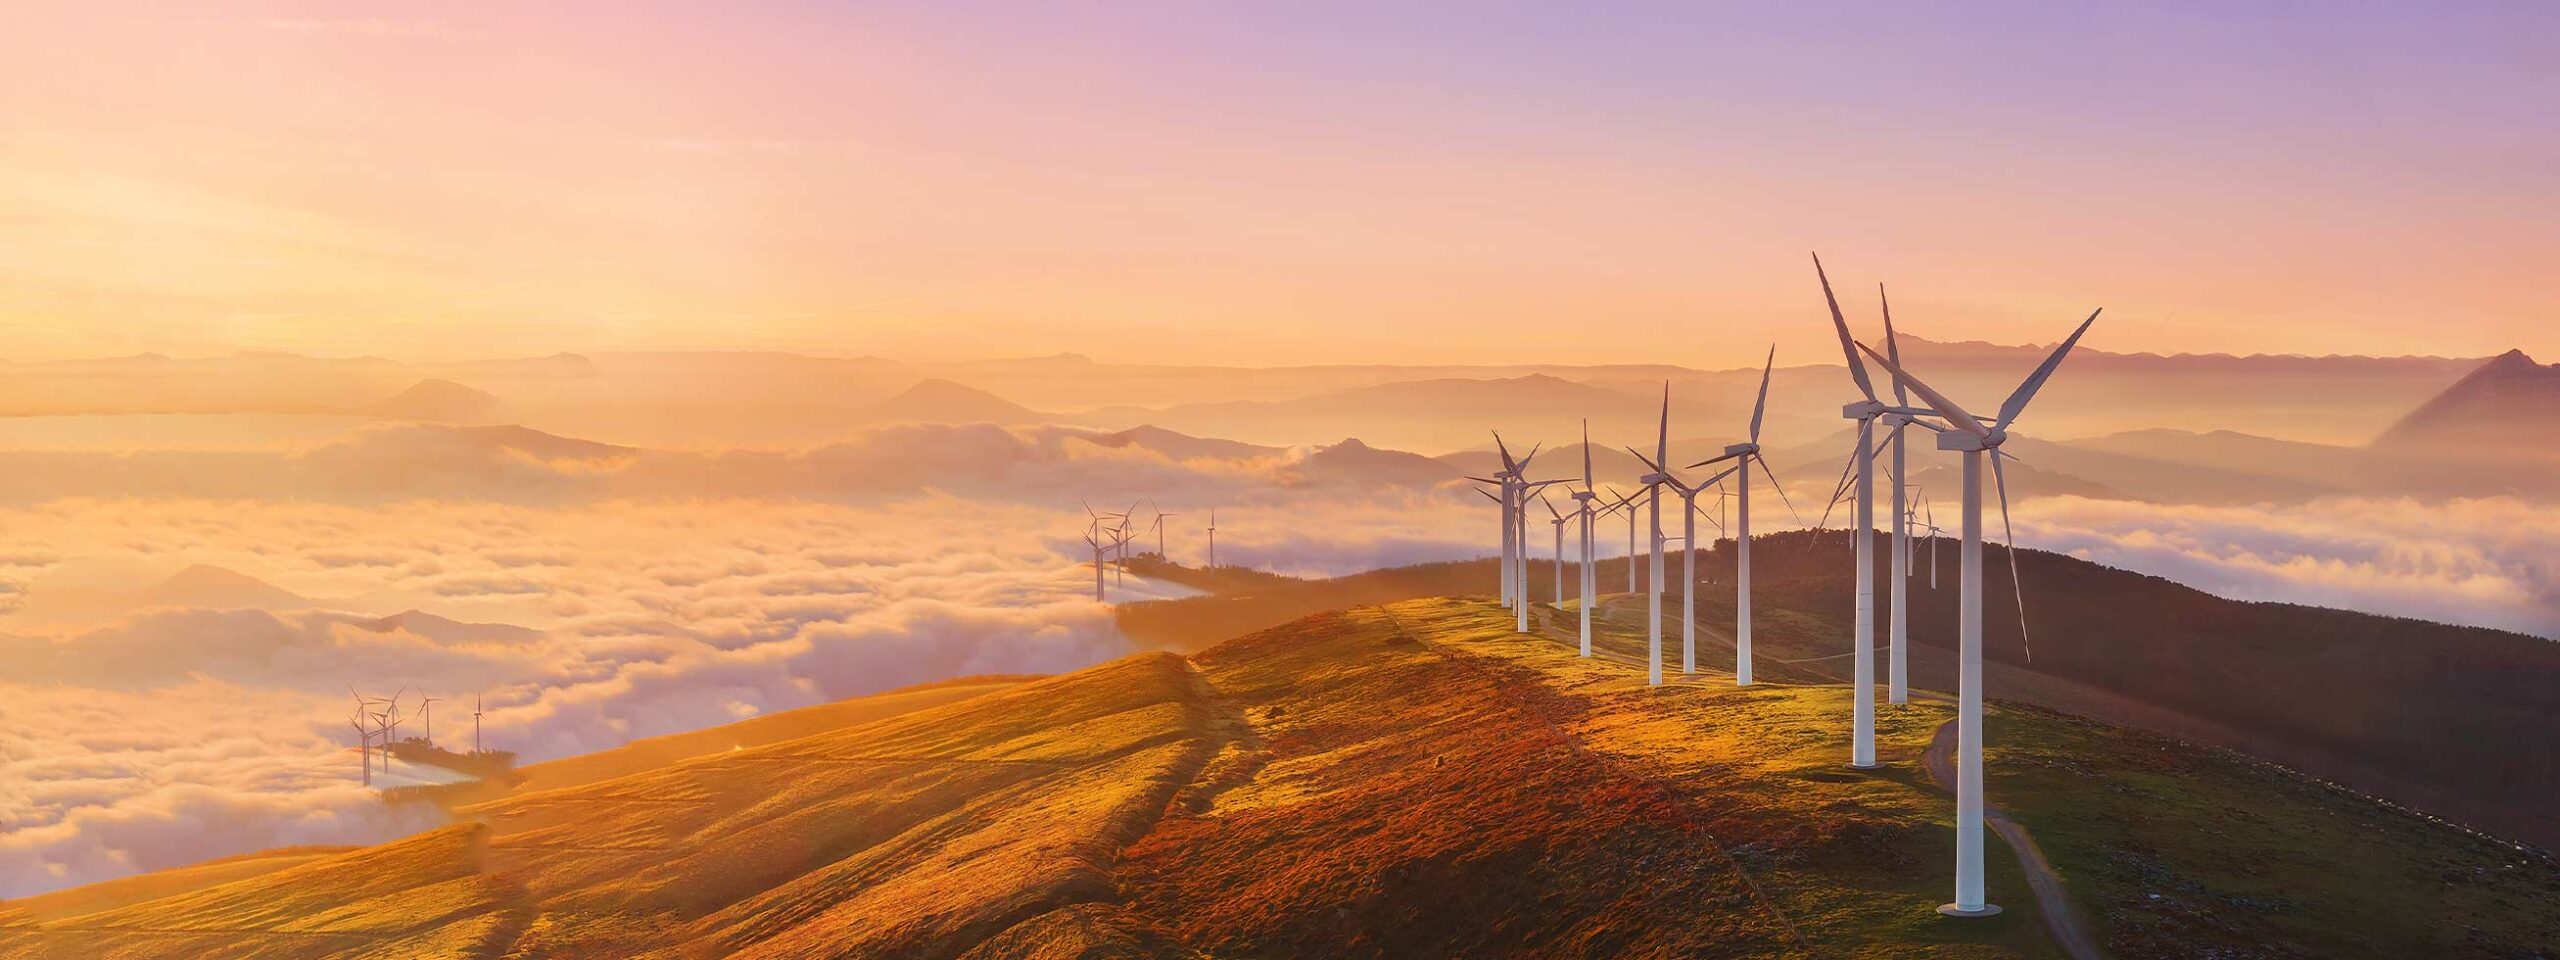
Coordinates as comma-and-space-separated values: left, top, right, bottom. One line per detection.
1922, 716, 2107, 960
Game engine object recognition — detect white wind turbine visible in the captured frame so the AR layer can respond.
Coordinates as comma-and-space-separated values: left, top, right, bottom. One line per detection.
1540, 492, 1568, 605
1857, 306, 2100, 919
473, 694, 485, 755
1147, 500, 1179, 561
1873, 284, 1935, 706
1205, 508, 1218, 570
1626, 383, 1675, 685
1476, 433, 1539, 610
419, 696, 444, 748
1512, 475, 1569, 632
1684, 347, 1791, 686
1815, 254, 1895, 769
1572, 420, 1600, 657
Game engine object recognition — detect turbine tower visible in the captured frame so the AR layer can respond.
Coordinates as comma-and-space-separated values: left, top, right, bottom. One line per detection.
1858, 305, 2100, 920
1512, 476, 1569, 632
473, 694, 484, 755
1685, 347, 1788, 687
1205, 507, 1218, 570
1541, 493, 1567, 604
1816, 254, 1887, 770
1876, 285, 1930, 705
419, 696, 444, 748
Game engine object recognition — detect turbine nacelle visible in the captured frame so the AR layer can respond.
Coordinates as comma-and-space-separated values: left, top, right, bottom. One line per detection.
1934, 427, 2006, 452
1722, 442, 1756, 458
1842, 399, 1888, 420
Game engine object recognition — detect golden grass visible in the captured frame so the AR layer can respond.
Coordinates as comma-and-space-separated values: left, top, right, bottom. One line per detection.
10, 597, 2553, 959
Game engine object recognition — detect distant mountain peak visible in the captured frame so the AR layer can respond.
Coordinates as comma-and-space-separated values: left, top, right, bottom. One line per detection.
369, 378, 505, 423
2374, 349, 2560, 450
865, 378, 1042, 425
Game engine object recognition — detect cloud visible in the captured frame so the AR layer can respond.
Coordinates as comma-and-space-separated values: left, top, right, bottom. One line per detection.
0, 479, 1494, 896
2013, 495, 2560, 637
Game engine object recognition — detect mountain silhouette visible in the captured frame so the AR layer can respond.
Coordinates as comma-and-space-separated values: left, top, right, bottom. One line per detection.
2373, 348, 2560, 451
864, 378, 1045, 424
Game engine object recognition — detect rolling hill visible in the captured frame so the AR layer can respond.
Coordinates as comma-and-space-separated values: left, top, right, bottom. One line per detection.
1118, 535, 2560, 854
6, 600, 2552, 958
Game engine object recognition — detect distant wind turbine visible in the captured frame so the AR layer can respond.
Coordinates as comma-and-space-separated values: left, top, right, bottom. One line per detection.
1205, 507, 1218, 570
1857, 304, 2101, 920
419, 696, 445, 748
473, 695, 485, 756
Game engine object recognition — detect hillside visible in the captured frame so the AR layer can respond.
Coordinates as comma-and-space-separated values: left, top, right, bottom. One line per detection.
1120, 535, 2560, 852
5, 600, 2551, 957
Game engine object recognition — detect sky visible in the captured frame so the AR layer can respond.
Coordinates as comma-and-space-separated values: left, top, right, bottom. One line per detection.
3, 2, 2554, 365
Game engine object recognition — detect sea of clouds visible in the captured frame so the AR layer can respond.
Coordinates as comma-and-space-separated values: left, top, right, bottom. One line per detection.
0, 422, 1503, 895
0, 421, 2552, 896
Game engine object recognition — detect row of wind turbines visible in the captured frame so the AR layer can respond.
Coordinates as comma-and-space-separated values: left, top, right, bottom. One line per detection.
1081, 500, 1220, 601
349, 687, 491, 787
1478, 253, 2097, 919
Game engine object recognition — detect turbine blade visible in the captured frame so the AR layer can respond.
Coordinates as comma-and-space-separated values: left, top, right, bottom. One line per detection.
1492, 431, 1516, 473
1685, 450, 1743, 469
1749, 344, 1775, 443
1655, 381, 1670, 468
1754, 454, 1805, 528
1812, 444, 1858, 533
1994, 307, 2103, 432
1880, 283, 1908, 406
1582, 418, 1593, 486
1815, 252, 1877, 402
1856, 341, 1986, 436
1992, 451, 2033, 664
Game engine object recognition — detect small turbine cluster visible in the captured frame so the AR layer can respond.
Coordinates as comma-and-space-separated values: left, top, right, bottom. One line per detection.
349, 687, 491, 786
1079, 500, 1216, 602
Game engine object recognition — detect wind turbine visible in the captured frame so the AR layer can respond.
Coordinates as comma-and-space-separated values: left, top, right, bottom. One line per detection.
1627, 384, 1673, 685
473, 695, 485, 755
1685, 346, 1791, 686
419, 696, 444, 748
1205, 508, 1218, 570
1512, 476, 1570, 632
1874, 284, 1940, 706
1479, 433, 1526, 609
1572, 420, 1600, 657
1142, 500, 1178, 560
1815, 254, 1894, 770
1857, 305, 2101, 920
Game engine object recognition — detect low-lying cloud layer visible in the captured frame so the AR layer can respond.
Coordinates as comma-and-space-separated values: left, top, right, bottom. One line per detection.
0, 456, 1494, 895
2014, 495, 2560, 638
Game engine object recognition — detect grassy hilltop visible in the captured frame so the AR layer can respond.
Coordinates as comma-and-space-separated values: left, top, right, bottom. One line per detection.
4, 597, 2554, 958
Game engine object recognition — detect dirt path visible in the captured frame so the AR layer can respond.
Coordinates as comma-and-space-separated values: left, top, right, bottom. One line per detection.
1535, 596, 2105, 959
1921, 716, 2107, 960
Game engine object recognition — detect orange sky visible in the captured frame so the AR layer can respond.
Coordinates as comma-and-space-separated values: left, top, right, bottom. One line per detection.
3, 2, 2553, 365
